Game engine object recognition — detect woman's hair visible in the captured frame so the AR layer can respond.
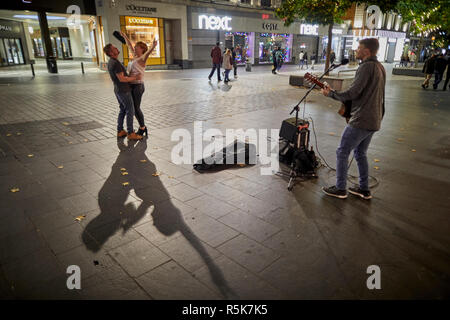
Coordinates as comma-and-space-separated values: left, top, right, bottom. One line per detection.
135, 41, 148, 53
226, 48, 231, 55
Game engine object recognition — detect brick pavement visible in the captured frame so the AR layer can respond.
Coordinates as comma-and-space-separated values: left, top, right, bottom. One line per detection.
0, 65, 449, 299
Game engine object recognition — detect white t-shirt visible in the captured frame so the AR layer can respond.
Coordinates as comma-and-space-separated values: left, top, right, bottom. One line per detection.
299, 52, 304, 60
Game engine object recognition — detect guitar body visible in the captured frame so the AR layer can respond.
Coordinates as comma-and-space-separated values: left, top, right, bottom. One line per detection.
338, 100, 352, 123
303, 72, 352, 123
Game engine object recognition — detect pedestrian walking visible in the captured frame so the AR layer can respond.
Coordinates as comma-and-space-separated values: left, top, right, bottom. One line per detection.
330, 50, 336, 65
208, 42, 222, 82
298, 50, 305, 69
310, 51, 316, 70
276, 47, 284, 72
103, 43, 142, 140
303, 52, 308, 69
272, 47, 278, 74
232, 47, 238, 79
409, 51, 416, 67
421, 53, 436, 89
433, 53, 447, 90
121, 32, 157, 137
442, 54, 450, 91
223, 49, 233, 84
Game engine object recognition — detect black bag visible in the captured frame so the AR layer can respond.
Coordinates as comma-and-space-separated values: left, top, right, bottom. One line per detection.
113, 31, 126, 44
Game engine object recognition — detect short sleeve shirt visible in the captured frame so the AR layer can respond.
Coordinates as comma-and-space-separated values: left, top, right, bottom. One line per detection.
107, 58, 130, 93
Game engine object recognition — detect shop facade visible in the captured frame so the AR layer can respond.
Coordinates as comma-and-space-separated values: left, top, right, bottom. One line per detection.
95, 0, 189, 68
188, 7, 317, 68
0, 18, 28, 66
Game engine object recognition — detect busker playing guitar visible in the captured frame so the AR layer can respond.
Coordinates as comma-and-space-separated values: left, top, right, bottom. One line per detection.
320, 38, 386, 200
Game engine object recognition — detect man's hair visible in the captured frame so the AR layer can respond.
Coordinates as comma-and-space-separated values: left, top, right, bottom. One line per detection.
135, 41, 148, 52
359, 38, 379, 55
216, 41, 220, 46
103, 43, 114, 57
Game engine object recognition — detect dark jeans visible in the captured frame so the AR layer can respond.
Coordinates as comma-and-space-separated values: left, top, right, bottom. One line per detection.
444, 72, 450, 90
224, 69, 231, 82
131, 83, 145, 127
115, 91, 135, 134
336, 125, 376, 191
434, 71, 444, 88
233, 64, 237, 76
208, 63, 222, 81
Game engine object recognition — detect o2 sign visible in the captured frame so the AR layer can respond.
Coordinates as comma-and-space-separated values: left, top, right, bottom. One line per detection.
366, 5, 382, 30
198, 15, 232, 31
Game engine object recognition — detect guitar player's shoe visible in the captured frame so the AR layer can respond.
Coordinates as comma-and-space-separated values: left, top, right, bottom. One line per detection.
349, 187, 372, 200
322, 186, 347, 199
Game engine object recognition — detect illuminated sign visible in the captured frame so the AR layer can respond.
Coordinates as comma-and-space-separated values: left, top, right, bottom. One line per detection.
126, 16, 157, 25
262, 14, 270, 20
198, 15, 232, 31
262, 23, 278, 31
300, 24, 318, 35
126, 4, 157, 14
366, 5, 382, 30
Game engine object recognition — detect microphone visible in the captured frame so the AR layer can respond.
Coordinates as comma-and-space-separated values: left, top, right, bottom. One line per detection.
330, 58, 349, 69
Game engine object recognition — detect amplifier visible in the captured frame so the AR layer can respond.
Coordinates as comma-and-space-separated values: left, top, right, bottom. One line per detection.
279, 117, 310, 151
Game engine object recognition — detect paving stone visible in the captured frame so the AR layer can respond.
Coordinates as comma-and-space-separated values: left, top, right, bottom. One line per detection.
166, 182, 204, 202
217, 234, 280, 273
219, 210, 281, 243
185, 194, 237, 219
110, 238, 171, 277
43, 223, 92, 255
137, 261, 220, 300
159, 235, 222, 273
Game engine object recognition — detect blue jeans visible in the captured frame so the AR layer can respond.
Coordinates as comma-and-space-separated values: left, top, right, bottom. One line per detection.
208, 63, 222, 81
336, 125, 376, 191
115, 91, 135, 134
130, 83, 145, 127
224, 69, 231, 81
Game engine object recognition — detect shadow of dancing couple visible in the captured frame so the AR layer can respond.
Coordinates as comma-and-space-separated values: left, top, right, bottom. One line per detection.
81, 138, 236, 299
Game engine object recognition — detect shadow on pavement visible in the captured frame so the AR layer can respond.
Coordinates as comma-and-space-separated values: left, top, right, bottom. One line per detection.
81, 138, 236, 299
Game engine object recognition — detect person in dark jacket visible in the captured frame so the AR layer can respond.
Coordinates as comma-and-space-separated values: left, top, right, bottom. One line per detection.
208, 42, 222, 82
330, 50, 336, 65
433, 53, 447, 90
443, 55, 450, 91
272, 48, 278, 74
421, 54, 436, 89
231, 47, 238, 79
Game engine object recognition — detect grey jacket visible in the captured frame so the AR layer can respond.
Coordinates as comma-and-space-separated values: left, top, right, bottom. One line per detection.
329, 56, 386, 131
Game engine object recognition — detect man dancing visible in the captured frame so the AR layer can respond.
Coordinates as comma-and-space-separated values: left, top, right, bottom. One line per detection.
321, 38, 386, 200
103, 43, 143, 140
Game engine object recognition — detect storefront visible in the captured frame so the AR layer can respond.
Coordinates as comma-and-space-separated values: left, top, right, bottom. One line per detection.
318, 23, 350, 63
96, 1, 188, 68
0, 18, 28, 66
189, 8, 303, 68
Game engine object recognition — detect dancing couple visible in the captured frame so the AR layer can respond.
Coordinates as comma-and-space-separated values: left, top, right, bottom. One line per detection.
103, 32, 157, 140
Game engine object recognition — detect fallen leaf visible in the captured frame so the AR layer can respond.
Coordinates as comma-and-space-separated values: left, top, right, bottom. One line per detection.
120, 168, 127, 171
411, 149, 416, 152
62, 132, 69, 136
374, 159, 380, 162
27, 154, 34, 158
238, 164, 246, 167
374, 166, 380, 170
140, 159, 148, 163
152, 147, 158, 150
16, 132, 22, 136
74, 215, 86, 222
83, 139, 88, 142
397, 138, 404, 142
433, 122, 438, 126
215, 122, 223, 124
68, 141, 73, 144
152, 172, 161, 177
168, 176, 175, 179
10, 187, 20, 193
328, 132, 336, 136
122, 182, 130, 186
62, 122, 70, 126
57, 165, 64, 169
6, 133, 12, 137
121, 172, 129, 176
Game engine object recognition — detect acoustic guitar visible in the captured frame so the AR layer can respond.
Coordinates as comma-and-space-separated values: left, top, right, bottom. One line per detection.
304, 72, 351, 123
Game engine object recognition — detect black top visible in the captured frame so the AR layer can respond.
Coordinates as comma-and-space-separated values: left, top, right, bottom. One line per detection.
107, 58, 130, 93
434, 57, 448, 73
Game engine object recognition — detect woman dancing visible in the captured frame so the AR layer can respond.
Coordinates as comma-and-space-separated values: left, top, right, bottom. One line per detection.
120, 31, 157, 137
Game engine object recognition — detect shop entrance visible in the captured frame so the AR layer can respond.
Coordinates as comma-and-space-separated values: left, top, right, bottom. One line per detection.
224, 32, 254, 65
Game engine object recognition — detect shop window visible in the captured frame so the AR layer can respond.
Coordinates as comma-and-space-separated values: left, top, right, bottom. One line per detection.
1, 38, 25, 65
224, 32, 254, 64
258, 33, 293, 63
120, 16, 165, 66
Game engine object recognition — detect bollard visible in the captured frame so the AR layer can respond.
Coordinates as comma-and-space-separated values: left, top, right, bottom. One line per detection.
30, 63, 35, 77
81, 62, 85, 74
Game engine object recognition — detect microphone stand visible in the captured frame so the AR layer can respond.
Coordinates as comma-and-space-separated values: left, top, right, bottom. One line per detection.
284, 63, 340, 191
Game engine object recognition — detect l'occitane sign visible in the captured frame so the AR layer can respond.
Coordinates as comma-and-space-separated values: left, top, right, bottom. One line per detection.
125, 16, 157, 26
